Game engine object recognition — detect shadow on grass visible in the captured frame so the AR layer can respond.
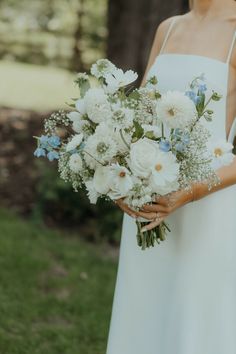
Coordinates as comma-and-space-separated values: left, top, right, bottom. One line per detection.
0, 208, 118, 354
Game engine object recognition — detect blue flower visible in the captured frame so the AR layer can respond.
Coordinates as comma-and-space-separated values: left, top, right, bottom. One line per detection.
48, 135, 61, 148
198, 84, 207, 93
47, 151, 59, 161
175, 143, 185, 152
185, 91, 201, 105
159, 140, 171, 152
173, 128, 183, 139
34, 147, 46, 158
182, 134, 190, 145
39, 135, 49, 148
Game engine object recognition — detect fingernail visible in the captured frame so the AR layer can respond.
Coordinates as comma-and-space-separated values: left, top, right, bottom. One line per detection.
131, 214, 137, 218
141, 227, 147, 233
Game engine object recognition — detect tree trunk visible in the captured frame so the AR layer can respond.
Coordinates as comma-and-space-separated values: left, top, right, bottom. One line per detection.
107, 0, 189, 81
71, 0, 84, 72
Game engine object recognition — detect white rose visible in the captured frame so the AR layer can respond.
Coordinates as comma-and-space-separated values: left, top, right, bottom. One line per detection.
129, 138, 160, 178
93, 166, 113, 194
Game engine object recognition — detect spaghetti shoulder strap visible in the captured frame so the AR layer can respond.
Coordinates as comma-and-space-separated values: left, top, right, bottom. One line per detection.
159, 17, 179, 54
226, 31, 236, 64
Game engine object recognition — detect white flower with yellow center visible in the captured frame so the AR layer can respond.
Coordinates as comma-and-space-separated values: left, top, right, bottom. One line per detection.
207, 140, 234, 169
156, 91, 197, 129
149, 151, 180, 195
108, 164, 134, 200
93, 166, 113, 194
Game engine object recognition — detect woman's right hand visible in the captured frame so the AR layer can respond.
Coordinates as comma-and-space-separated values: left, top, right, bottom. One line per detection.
115, 199, 139, 219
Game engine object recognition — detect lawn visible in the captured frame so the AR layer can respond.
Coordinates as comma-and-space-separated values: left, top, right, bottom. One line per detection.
0, 208, 118, 354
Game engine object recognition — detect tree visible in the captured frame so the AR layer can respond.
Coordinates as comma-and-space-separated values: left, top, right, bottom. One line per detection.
107, 0, 189, 81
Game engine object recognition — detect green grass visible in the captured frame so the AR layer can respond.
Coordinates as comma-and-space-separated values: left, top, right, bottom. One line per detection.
0, 208, 118, 354
0, 60, 78, 111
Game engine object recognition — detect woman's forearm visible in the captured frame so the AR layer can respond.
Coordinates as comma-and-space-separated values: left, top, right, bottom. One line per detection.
192, 155, 236, 201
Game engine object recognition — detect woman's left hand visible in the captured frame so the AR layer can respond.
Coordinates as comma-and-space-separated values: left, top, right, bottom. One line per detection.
136, 188, 193, 232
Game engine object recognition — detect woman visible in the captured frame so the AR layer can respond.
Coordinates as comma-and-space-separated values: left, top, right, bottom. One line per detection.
106, 1, 236, 353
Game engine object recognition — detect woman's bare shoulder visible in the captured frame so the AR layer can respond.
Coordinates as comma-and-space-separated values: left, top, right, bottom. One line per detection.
155, 13, 189, 42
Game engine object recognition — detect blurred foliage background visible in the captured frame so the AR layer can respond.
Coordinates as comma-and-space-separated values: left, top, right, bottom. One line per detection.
0, 0, 188, 353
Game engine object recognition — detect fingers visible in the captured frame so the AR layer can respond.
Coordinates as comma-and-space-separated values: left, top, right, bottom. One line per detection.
140, 216, 166, 232
141, 203, 169, 213
135, 210, 167, 221
115, 199, 138, 218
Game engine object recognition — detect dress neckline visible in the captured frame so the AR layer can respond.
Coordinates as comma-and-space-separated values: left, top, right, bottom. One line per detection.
157, 53, 229, 68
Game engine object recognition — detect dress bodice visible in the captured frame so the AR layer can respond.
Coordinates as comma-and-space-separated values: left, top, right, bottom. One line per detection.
147, 53, 236, 142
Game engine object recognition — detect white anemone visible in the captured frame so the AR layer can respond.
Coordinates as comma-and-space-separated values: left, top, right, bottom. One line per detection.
207, 140, 234, 169
66, 134, 83, 152
108, 164, 134, 200
149, 151, 180, 195
105, 68, 138, 93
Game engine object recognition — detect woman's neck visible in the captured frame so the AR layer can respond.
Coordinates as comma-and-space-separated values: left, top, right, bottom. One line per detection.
193, 0, 234, 17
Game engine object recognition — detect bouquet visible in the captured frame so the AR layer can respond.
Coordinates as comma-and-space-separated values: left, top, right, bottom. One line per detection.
34, 59, 234, 250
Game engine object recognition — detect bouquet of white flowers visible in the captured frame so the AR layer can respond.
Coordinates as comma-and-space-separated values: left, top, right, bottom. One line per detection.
34, 59, 234, 250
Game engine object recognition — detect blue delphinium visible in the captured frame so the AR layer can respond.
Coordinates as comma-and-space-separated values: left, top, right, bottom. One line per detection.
34, 134, 61, 161
34, 147, 46, 158
175, 142, 185, 153
48, 135, 61, 148
47, 151, 59, 161
185, 90, 201, 105
159, 140, 171, 152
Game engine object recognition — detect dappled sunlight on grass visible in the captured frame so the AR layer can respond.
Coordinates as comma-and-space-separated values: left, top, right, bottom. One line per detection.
0, 60, 79, 111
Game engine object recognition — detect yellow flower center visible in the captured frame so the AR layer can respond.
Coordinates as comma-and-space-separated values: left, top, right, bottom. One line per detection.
214, 148, 223, 157
168, 108, 175, 117
119, 171, 126, 178
155, 163, 163, 172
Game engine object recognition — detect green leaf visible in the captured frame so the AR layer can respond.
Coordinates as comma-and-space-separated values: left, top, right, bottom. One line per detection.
132, 120, 144, 140
80, 81, 90, 98
128, 90, 141, 101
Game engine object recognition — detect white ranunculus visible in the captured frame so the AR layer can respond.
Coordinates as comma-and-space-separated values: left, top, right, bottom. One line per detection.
149, 151, 180, 195
207, 140, 234, 169
129, 138, 160, 178
75, 99, 86, 115
69, 153, 83, 173
156, 91, 197, 129
84, 88, 112, 124
108, 164, 134, 200
66, 134, 83, 152
85, 180, 100, 204
90, 59, 116, 79
93, 166, 113, 194
104, 68, 138, 94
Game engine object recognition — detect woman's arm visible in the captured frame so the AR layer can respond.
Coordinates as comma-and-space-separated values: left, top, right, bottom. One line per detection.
116, 17, 176, 217
140, 17, 176, 86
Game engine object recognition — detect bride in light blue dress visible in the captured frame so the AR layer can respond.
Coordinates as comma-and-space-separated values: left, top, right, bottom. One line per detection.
106, 0, 236, 353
